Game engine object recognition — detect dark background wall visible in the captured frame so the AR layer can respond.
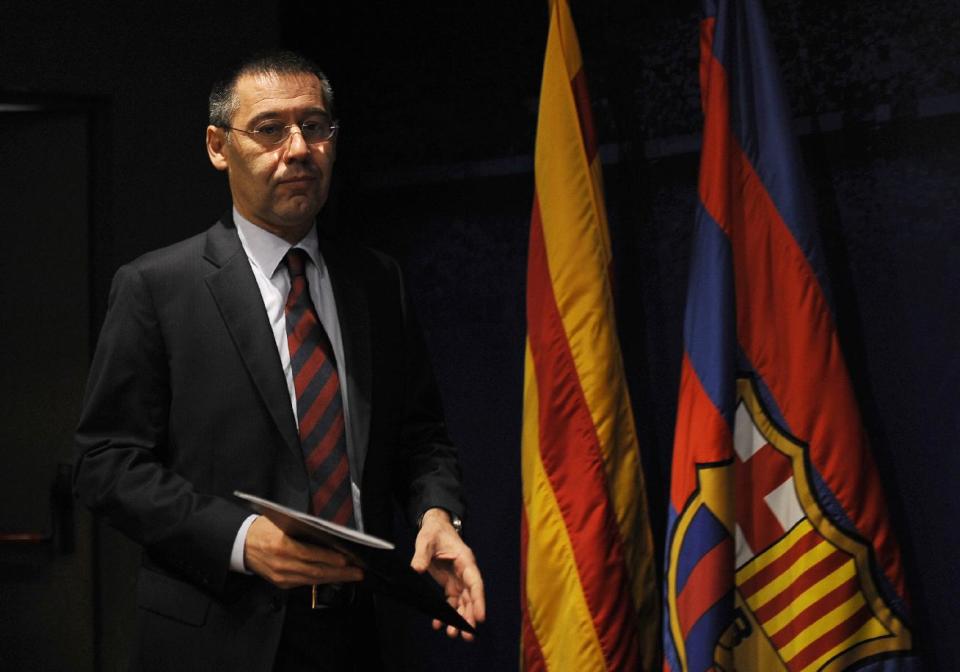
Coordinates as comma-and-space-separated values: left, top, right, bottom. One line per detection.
2, 0, 957, 669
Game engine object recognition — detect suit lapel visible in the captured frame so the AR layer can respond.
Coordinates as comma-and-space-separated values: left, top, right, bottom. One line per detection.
319, 237, 372, 481
202, 217, 301, 460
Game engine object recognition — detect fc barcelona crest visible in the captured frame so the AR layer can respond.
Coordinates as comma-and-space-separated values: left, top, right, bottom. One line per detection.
665, 378, 912, 671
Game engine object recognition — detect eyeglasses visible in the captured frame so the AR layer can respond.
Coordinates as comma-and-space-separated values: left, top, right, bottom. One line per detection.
223, 119, 339, 146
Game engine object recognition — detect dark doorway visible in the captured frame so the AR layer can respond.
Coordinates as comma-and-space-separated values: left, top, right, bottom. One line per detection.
0, 100, 97, 671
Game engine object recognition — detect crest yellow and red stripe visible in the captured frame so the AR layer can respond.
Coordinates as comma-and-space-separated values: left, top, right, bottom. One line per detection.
521, 2, 658, 670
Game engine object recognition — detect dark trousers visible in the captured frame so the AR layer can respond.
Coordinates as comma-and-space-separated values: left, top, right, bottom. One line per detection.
272, 586, 384, 672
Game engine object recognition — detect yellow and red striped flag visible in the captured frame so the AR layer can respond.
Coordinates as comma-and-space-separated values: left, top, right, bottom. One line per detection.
520, 1, 659, 670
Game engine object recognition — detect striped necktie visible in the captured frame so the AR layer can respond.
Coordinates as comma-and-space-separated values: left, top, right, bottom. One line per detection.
283, 248, 355, 527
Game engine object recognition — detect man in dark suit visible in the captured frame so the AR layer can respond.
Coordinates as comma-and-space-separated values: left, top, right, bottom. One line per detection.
74, 51, 484, 671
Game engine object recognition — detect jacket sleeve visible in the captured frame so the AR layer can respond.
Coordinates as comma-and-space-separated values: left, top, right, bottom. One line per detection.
389, 259, 466, 527
73, 263, 248, 591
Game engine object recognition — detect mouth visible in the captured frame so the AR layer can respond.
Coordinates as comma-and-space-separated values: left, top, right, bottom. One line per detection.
278, 175, 318, 185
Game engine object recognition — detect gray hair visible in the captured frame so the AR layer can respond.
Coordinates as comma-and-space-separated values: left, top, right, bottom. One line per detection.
208, 50, 335, 127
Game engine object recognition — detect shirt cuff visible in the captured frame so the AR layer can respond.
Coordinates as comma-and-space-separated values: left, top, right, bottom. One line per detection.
230, 514, 259, 574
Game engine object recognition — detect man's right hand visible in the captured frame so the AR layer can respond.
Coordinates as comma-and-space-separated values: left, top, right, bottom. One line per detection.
243, 515, 364, 588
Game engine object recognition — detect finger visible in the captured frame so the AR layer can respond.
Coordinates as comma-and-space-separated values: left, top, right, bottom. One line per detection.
467, 582, 485, 623
295, 561, 364, 585
441, 573, 464, 598
439, 594, 477, 641
456, 592, 477, 628
292, 541, 354, 568
267, 557, 364, 588
281, 568, 363, 588
456, 560, 486, 623
443, 622, 475, 641
262, 540, 362, 578
453, 602, 476, 642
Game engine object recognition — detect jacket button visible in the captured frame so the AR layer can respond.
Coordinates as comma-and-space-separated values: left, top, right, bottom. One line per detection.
271, 594, 283, 612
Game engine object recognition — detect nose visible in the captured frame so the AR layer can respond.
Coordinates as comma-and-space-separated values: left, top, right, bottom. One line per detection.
282, 127, 310, 161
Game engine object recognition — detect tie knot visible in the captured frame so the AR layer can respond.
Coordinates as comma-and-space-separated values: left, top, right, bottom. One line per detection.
285, 248, 309, 278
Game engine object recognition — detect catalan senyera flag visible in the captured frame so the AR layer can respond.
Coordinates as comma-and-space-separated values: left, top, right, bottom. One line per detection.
663, 1, 918, 671
521, 1, 659, 670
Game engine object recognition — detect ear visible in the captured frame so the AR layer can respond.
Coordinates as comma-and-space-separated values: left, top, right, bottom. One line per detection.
206, 125, 229, 171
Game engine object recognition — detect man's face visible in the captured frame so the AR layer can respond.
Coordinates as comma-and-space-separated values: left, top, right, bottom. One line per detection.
206, 71, 335, 242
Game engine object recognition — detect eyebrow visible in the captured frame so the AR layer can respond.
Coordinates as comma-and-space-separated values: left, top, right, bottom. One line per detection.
246, 107, 331, 127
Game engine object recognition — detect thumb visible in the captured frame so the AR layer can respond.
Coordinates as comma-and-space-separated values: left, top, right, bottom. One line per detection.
410, 531, 433, 573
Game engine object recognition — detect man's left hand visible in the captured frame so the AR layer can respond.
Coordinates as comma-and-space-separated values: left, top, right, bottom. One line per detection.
410, 508, 486, 641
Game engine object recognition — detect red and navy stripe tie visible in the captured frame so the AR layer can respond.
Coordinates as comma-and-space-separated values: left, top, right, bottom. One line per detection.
284, 248, 355, 527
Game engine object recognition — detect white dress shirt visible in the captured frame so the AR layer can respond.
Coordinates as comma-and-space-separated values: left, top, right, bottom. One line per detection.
229, 209, 364, 572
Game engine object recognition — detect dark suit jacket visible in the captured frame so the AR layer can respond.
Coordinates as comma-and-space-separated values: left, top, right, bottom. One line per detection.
74, 214, 464, 671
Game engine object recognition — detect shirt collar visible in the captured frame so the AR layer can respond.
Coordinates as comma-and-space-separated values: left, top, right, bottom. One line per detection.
232, 207, 325, 280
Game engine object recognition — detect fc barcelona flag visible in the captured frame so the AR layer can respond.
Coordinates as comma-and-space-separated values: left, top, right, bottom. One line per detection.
521, 0, 658, 670
663, 1, 918, 671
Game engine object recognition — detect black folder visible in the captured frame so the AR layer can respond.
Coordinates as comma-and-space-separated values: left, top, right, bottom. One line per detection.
234, 492, 476, 635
